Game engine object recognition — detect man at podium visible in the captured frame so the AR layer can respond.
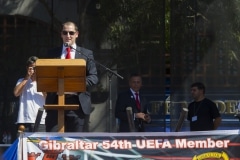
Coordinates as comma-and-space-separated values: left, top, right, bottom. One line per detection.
45, 21, 98, 132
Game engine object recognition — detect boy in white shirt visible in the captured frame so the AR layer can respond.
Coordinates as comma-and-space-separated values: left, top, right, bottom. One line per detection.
13, 56, 46, 132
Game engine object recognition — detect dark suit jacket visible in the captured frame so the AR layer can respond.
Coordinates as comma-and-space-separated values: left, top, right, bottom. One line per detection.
45, 46, 98, 114
115, 89, 148, 132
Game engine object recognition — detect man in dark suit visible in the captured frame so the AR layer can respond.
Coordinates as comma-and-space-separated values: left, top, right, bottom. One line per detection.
45, 21, 98, 132
115, 73, 151, 132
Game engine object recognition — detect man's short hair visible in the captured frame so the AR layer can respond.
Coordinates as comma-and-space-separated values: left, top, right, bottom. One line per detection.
62, 21, 78, 31
191, 82, 205, 93
129, 73, 141, 80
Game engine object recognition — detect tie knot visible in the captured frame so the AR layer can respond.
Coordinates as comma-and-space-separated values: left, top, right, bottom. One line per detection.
135, 92, 138, 96
66, 47, 71, 52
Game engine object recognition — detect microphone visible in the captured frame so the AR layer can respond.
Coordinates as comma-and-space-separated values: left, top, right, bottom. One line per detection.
63, 42, 71, 47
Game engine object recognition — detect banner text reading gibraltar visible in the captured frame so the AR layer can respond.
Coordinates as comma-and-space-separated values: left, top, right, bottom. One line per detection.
38, 138, 230, 150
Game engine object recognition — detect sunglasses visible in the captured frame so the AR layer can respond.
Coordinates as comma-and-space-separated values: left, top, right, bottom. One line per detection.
62, 31, 76, 35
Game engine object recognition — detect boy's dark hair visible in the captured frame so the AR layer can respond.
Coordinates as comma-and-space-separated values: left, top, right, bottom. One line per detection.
26, 56, 38, 66
191, 82, 205, 93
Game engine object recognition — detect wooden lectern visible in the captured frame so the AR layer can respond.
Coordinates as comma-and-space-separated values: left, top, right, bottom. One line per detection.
35, 59, 86, 132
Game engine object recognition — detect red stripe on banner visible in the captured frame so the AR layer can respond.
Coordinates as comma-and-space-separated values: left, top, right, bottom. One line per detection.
143, 156, 192, 159
228, 143, 240, 146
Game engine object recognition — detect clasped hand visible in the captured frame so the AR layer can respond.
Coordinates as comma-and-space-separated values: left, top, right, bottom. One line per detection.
135, 112, 151, 123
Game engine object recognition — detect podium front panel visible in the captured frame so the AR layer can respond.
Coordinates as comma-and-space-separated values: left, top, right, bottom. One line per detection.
36, 59, 86, 92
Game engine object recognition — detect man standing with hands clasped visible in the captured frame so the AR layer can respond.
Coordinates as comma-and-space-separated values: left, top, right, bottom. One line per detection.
45, 21, 98, 132
187, 82, 221, 131
115, 73, 151, 132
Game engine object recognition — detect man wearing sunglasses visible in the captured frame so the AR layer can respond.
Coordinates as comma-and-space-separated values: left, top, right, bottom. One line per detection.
45, 21, 98, 132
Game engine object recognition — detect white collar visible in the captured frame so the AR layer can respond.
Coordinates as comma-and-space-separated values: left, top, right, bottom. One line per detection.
62, 43, 77, 50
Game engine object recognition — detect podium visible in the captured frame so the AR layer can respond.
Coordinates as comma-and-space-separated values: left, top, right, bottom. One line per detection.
36, 59, 86, 132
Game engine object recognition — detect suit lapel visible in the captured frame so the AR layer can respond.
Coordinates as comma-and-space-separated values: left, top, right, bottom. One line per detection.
128, 90, 136, 109
139, 94, 144, 111
54, 47, 62, 58
138, 92, 146, 112
74, 46, 83, 59
129, 90, 143, 112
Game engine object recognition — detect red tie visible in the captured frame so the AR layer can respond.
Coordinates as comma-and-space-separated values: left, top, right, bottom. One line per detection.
135, 92, 141, 111
66, 47, 71, 59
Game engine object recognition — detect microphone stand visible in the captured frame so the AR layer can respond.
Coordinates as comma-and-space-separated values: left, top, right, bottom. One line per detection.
69, 45, 124, 132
